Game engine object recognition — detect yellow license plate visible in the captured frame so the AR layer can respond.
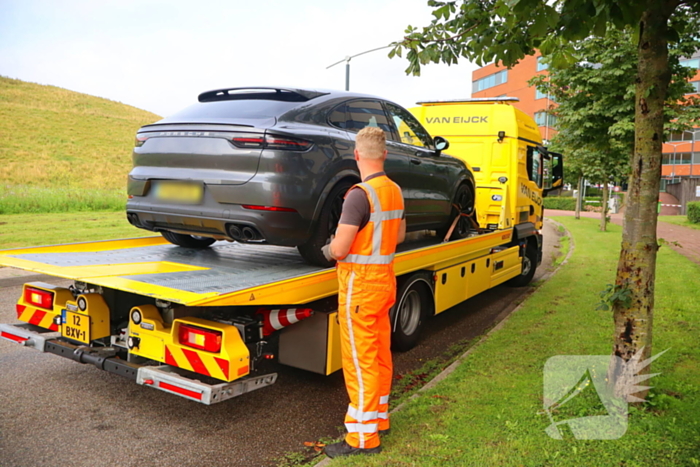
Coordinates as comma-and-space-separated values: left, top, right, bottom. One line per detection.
62, 310, 90, 343
154, 182, 203, 204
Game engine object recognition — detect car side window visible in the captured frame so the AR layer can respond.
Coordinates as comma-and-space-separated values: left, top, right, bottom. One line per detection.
344, 100, 393, 133
384, 102, 433, 149
328, 103, 348, 129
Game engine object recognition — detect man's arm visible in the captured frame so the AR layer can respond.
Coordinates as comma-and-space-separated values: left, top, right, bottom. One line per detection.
397, 218, 406, 244
329, 223, 360, 260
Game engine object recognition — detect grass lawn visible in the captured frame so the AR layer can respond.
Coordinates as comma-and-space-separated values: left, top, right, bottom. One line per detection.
658, 215, 700, 230
0, 211, 151, 250
322, 217, 700, 466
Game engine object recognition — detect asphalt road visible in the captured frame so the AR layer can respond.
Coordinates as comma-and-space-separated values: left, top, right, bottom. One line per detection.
0, 221, 561, 467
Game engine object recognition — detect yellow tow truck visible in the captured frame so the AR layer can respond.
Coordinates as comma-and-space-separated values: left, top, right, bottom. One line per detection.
0, 98, 562, 405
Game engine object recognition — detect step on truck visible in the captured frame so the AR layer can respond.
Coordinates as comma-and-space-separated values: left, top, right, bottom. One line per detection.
0, 98, 562, 404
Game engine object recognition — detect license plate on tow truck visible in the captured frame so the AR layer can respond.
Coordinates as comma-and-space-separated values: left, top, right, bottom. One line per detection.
153, 181, 203, 204
61, 310, 90, 343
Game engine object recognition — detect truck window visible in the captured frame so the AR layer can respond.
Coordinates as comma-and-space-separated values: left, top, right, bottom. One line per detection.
527, 146, 544, 188
384, 102, 433, 149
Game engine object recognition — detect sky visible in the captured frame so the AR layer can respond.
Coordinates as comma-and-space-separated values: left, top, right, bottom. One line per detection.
0, 0, 479, 118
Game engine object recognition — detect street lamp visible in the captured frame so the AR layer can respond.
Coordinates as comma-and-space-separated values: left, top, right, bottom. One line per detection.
327, 45, 392, 91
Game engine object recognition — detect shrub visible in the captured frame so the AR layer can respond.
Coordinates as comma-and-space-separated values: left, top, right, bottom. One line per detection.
544, 196, 603, 211
688, 201, 700, 224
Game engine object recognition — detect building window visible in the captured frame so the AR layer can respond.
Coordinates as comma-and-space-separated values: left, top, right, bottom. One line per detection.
680, 58, 700, 69
534, 111, 557, 128
687, 81, 700, 95
537, 56, 548, 71
535, 89, 548, 100
667, 130, 700, 142
662, 152, 694, 164
472, 70, 508, 93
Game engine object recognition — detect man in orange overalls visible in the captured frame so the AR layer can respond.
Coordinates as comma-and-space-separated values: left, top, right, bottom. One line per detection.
322, 126, 406, 458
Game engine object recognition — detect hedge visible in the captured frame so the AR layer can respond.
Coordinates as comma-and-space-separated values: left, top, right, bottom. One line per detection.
543, 196, 603, 211
688, 201, 700, 224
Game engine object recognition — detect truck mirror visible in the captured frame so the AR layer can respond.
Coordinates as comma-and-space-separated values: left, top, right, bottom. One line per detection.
433, 136, 449, 155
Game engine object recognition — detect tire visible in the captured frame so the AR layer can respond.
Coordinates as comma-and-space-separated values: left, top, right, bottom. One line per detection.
298, 180, 355, 267
161, 231, 216, 249
437, 183, 476, 241
390, 273, 433, 351
508, 240, 538, 287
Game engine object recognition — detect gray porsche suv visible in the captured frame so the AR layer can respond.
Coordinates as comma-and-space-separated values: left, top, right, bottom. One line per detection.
126, 87, 476, 266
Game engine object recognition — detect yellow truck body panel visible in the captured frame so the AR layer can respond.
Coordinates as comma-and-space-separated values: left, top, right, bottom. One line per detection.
411, 100, 546, 231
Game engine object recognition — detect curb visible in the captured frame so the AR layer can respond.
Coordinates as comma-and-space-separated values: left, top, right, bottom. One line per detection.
314, 219, 575, 465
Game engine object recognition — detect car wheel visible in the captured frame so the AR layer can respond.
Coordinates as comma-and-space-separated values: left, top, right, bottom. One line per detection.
438, 183, 475, 241
297, 180, 355, 267
390, 272, 432, 351
507, 240, 538, 287
161, 231, 216, 248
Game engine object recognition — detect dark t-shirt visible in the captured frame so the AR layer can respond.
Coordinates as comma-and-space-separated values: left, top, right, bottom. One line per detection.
338, 172, 404, 230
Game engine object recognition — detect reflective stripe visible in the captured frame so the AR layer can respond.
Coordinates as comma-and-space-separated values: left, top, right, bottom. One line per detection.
380, 395, 389, 405
343, 253, 394, 265
370, 209, 404, 221
360, 183, 384, 259
345, 271, 366, 448
269, 310, 283, 331
345, 422, 379, 434
347, 405, 378, 422
378, 412, 388, 419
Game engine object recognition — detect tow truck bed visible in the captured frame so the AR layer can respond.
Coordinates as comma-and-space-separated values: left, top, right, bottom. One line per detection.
0, 230, 513, 307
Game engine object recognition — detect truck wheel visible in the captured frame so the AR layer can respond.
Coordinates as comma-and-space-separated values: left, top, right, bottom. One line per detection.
298, 180, 354, 267
161, 231, 216, 248
437, 183, 475, 241
508, 240, 538, 287
390, 273, 433, 351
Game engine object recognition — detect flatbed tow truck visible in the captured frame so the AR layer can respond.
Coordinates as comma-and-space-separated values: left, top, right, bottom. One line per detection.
0, 98, 562, 405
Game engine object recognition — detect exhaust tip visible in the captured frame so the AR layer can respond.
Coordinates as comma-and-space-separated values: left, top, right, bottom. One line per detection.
227, 224, 243, 241
242, 227, 259, 241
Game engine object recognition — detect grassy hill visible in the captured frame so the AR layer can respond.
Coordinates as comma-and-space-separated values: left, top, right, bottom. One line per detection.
0, 76, 159, 213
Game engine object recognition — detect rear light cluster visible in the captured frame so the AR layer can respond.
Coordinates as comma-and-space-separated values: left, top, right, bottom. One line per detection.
134, 135, 148, 147
231, 133, 313, 151
241, 205, 296, 212
24, 287, 54, 310
178, 324, 222, 353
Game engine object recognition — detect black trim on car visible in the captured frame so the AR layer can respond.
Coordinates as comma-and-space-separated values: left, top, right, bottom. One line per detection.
199, 87, 329, 103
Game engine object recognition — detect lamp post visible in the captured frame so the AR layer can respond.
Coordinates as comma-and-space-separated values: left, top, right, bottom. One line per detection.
327, 46, 392, 91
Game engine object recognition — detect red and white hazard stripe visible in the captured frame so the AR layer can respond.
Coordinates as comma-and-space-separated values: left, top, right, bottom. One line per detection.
256, 308, 313, 336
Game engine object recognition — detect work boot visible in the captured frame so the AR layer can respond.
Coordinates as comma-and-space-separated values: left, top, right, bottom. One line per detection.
324, 440, 382, 458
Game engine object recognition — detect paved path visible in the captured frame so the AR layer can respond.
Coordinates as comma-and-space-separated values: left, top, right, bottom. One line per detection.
544, 209, 700, 265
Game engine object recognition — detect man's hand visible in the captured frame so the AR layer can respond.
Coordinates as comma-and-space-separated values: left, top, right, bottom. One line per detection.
321, 235, 335, 262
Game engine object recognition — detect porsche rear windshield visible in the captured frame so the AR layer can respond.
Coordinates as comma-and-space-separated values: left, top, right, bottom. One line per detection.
167, 100, 300, 120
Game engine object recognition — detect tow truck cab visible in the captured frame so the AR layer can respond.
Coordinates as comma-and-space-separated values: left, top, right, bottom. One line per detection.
410, 98, 563, 232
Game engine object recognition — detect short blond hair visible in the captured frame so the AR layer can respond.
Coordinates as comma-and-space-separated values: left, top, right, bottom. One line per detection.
355, 126, 386, 160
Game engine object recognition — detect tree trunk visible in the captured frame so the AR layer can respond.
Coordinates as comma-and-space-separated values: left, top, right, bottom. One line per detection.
575, 175, 583, 219
610, 2, 676, 402
600, 178, 609, 232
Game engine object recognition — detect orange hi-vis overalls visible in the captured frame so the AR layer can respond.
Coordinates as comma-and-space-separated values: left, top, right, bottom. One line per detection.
337, 174, 404, 449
